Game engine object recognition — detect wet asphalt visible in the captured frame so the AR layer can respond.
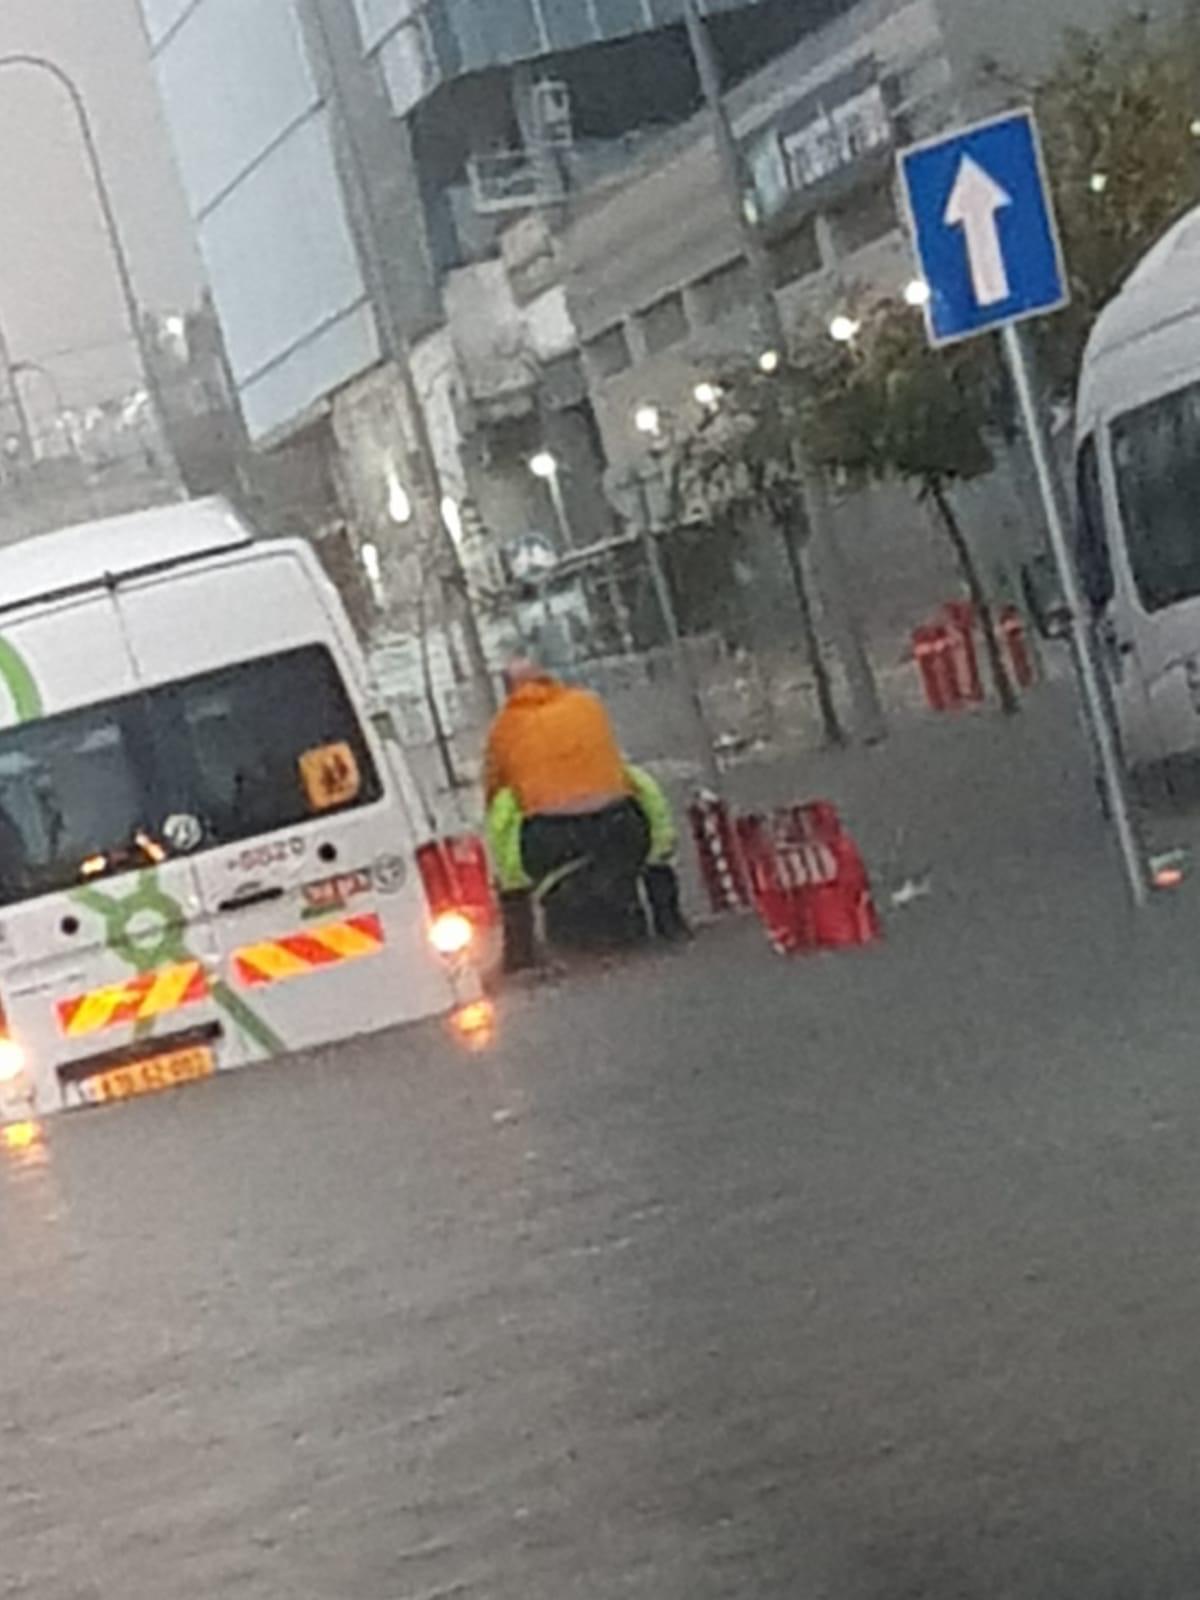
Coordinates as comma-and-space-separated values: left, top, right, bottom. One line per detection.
7, 695, 1200, 1598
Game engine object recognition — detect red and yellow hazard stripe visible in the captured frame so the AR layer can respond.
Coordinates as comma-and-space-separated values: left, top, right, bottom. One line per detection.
57, 962, 210, 1039
232, 913, 385, 989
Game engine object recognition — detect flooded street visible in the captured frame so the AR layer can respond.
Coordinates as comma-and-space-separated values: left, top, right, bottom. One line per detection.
8, 763, 1200, 1600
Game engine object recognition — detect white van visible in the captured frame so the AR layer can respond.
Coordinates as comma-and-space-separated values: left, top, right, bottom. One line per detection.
0, 499, 479, 1124
1074, 203, 1200, 771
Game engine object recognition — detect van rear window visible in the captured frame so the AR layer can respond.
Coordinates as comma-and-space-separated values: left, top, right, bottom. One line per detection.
0, 644, 382, 907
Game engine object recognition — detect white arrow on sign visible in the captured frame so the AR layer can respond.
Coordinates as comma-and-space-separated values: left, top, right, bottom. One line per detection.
943, 155, 1013, 307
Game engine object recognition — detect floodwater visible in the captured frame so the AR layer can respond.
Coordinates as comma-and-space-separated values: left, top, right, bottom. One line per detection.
5, 839, 1200, 1599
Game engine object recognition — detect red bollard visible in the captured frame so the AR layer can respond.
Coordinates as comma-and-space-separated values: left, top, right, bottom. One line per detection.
688, 791, 749, 915
999, 604, 1036, 690
912, 624, 962, 713
942, 600, 984, 704
416, 835, 497, 929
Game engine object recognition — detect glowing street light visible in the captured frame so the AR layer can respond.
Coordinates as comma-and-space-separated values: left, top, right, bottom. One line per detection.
441, 495, 463, 542
387, 470, 412, 526
634, 403, 661, 436
359, 540, 386, 608
529, 450, 570, 545
1089, 171, 1109, 195
904, 278, 931, 308
829, 314, 861, 344
693, 380, 721, 409
758, 349, 781, 375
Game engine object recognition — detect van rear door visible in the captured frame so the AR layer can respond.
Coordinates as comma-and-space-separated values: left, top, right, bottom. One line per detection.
0, 601, 224, 1115
114, 552, 455, 1066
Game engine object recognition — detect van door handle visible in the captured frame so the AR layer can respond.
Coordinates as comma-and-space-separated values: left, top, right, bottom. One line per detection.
217, 886, 284, 913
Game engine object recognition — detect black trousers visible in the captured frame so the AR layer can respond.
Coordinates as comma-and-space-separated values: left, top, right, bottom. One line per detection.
522, 799, 650, 953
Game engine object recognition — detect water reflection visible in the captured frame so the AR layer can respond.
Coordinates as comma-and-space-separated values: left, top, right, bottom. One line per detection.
2, 1118, 47, 1165
450, 998, 498, 1054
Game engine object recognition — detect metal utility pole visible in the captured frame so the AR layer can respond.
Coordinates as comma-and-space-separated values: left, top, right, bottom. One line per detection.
1002, 323, 1147, 906
298, 0, 497, 715
679, 0, 886, 744
0, 55, 181, 490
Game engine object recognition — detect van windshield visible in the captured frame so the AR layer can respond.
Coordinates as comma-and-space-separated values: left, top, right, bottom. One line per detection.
0, 644, 382, 907
1112, 378, 1200, 612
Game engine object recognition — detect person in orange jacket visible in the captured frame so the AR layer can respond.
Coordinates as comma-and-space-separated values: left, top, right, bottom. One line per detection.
484, 659, 685, 969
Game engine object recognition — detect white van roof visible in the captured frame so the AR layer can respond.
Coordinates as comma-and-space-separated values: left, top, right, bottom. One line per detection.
0, 497, 254, 615
1078, 204, 1200, 426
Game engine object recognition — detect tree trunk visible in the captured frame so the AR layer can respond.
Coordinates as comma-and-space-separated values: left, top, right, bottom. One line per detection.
801, 465, 888, 744
778, 508, 847, 746
928, 477, 1019, 717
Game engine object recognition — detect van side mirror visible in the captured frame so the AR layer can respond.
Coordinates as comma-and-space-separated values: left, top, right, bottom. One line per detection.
1020, 556, 1072, 641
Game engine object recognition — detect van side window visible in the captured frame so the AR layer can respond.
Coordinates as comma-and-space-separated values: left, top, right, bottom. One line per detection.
1111, 379, 1200, 612
1075, 435, 1114, 612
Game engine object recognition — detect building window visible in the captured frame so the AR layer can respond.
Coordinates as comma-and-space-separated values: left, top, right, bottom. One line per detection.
585, 324, 633, 378
829, 179, 898, 255
638, 291, 688, 355
769, 218, 821, 287
690, 258, 752, 325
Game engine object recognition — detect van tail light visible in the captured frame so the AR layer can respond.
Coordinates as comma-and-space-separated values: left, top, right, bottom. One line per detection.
416, 837, 496, 942
429, 910, 475, 959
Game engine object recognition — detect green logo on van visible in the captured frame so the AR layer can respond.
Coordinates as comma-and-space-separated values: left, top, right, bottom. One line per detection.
74, 870, 286, 1060
0, 637, 42, 725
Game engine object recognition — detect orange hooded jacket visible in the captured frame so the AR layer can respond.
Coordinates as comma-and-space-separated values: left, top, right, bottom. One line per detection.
483, 676, 631, 815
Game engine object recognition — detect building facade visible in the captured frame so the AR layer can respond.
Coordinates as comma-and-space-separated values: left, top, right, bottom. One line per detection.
140, 0, 1184, 640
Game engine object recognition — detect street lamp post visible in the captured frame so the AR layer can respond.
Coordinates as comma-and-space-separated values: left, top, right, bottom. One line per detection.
0, 54, 180, 487
626, 407, 721, 787
528, 450, 572, 548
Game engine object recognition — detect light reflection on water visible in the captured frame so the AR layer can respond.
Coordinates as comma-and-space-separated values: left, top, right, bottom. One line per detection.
3, 1119, 48, 1166
449, 998, 498, 1054
0, 1118, 70, 1297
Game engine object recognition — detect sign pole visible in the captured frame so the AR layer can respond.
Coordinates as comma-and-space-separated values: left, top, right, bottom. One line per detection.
900, 107, 1149, 908
1001, 321, 1148, 907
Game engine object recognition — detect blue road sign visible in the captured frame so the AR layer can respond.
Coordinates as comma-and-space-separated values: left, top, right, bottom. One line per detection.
898, 108, 1068, 345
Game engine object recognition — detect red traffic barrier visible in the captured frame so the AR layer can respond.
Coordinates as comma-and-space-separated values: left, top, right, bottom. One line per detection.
912, 623, 963, 713
736, 802, 881, 955
688, 791, 750, 915
416, 834, 497, 929
736, 811, 831, 953
941, 600, 984, 704
998, 604, 1036, 690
